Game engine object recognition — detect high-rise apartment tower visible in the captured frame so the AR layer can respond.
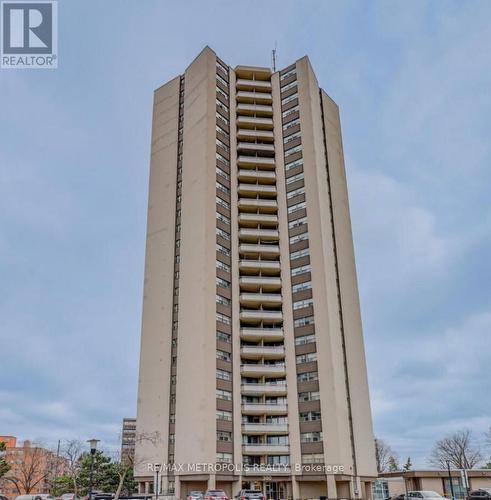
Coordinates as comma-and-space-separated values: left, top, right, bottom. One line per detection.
135, 47, 377, 500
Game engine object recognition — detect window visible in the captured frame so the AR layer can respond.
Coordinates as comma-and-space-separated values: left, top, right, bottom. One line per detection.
216, 368, 232, 381
289, 233, 308, 245
266, 435, 289, 445
288, 201, 306, 214
216, 152, 229, 166
216, 74, 228, 87
286, 172, 304, 185
216, 166, 230, 180
281, 69, 296, 81
216, 389, 232, 401
296, 352, 317, 364
285, 144, 303, 157
216, 294, 231, 306
217, 211, 230, 225
298, 391, 320, 402
216, 112, 229, 126
289, 216, 307, 230
295, 334, 316, 346
169, 413, 176, 423
284, 131, 301, 143
217, 330, 231, 343
285, 158, 303, 171
216, 452, 233, 463
216, 260, 230, 273
216, 227, 230, 241
297, 371, 318, 382
293, 298, 314, 310
216, 349, 231, 362
216, 196, 230, 210
216, 60, 228, 74
216, 137, 229, 151
287, 186, 305, 199
217, 431, 232, 442
281, 81, 298, 93
299, 411, 321, 422
216, 312, 231, 325
216, 124, 228, 136
283, 118, 300, 131
267, 455, 290, 465
216, 87, 228, 101
302, 453, 324, 464
217, 410, 233, 421
291, 264, 311, 277
216, 99, 228, 113
216, 181, 230, 194
291, 248, 309, 259
216, 242, 230, 256
292, 281, 312, 293
216, 276, 231, 288
282, 105, 299, 118
301, 432, 323, 443
294, 315, 315, 327
281, 94, 298, 106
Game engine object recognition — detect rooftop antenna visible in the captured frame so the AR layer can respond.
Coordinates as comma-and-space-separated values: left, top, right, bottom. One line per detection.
272, 42, 277, 72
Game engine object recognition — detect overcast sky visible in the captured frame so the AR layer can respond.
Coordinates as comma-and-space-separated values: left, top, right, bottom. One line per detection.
1, 0, 490, 467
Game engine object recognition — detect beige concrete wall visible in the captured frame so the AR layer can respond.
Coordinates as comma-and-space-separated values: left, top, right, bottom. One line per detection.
319, 88, 377, 478
295, 56, 354, 476
298, 480, 328, 498
135, 76, 181, 477
174, 46, 218, 469
420, 477, 444, 494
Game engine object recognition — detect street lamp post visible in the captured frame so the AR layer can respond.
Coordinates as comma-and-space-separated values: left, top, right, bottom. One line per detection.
154, 464, 161, 500
447, 460, 456, 500
87, 439, 100, 500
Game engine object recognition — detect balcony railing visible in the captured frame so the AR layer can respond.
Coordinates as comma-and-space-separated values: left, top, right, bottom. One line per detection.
241, 444, 289, 455
241, 402, 288, 415
240, 328, 284, 341
241, 423, 289, 434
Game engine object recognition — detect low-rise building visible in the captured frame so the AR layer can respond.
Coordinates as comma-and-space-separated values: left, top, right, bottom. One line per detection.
377, 470, 491, 499
0, 437, 66, 499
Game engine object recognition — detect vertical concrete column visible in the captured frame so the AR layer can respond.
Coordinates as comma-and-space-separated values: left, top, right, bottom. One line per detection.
208, 474, 216, 490
292, 476, 300, 500
327, 475, 337, 499
175, 476, 181, 500
232, 479, 242, 497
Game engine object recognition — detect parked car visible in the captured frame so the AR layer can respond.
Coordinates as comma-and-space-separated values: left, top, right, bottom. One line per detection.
469, 489, 491, 500
204, 490, 228, 500
392, 494, 406, 500
60, 494, 77, 500
16, 495, 45, 500
235, 490, 265, 500
187, 492, 204, 500
0, 495, 9, 500
407, 492, 443, 500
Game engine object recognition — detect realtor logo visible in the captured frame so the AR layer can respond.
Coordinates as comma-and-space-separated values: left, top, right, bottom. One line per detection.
1, 1, 57, 68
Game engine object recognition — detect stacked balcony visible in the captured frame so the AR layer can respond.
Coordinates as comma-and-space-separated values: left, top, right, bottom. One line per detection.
235, 65, 289, 464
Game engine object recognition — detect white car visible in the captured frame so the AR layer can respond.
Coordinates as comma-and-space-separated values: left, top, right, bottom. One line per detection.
408, 492, 443, 500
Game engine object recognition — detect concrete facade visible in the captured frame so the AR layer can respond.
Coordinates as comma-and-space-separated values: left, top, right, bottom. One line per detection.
379, 470, 491, 499
135, 47, 377, 500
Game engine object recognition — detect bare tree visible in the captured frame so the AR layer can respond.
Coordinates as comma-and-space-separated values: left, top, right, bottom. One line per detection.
3, 442, 53, 495
113, 432, 162, 500
61, 440, 84, 498
375, 438, 399, 473
429, 429, 483, 469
